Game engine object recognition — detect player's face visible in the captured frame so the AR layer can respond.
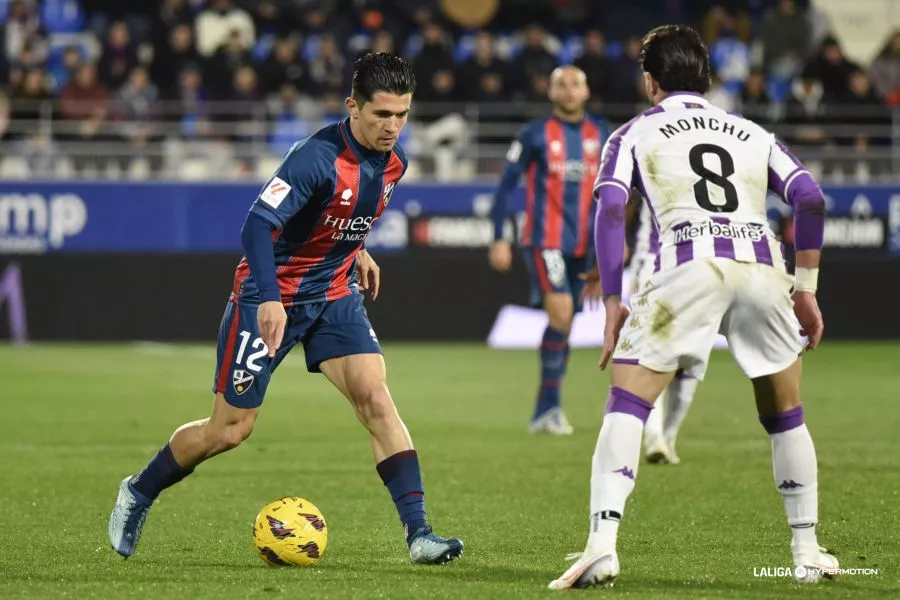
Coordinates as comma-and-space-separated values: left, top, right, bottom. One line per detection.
549, 70, 589, 115
350, 91, 412, 152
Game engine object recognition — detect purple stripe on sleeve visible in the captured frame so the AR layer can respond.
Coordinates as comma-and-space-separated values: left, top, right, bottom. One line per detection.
788, 172, 826, 251
767, 166, 785, 197
594, 183, 628, 296
711, 216, 735, 260
649, 223, 660, 254
672, 222, 693, 265
653, 252, 661, 272
612, 358, 640, 365
759, 406, 804, 434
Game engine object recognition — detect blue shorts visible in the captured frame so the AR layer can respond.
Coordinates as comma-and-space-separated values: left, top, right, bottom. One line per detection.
212, 292, 382, 409
521, 247, 588, 312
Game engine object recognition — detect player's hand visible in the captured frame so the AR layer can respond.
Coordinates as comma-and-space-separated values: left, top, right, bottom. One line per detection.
599, 297, 630, 370
793, 291, 823, 351
258, 301, 286, 358
578, 269, 603, 310
489, 241, 513, 272
356, 249, 381, 300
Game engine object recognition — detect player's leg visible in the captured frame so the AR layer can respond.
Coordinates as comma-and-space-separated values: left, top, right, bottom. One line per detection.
524, 247, 575, 434
725, 265, 837, 583
108, 301, 282, 558
550, 261, 726, 589
661, 370, 699, 456
306, 294, 463, 564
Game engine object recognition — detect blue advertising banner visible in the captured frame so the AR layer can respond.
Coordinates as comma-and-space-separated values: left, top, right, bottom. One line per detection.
0, 181, 898, 255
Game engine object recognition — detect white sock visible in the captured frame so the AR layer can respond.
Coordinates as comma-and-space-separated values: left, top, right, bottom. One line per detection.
589, 412, 644, 553
771, 424, 820, 556
663, 375, 698, 448
643, 390, 665, 446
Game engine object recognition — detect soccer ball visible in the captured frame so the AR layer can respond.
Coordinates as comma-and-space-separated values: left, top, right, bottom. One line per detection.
252, 497, 328, 566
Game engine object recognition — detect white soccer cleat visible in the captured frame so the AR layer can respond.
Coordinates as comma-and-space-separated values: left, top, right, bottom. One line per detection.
548, 551, 620, 590
645, 437, 680, 465
529, 407, 574, 436
793, 546, 839, 584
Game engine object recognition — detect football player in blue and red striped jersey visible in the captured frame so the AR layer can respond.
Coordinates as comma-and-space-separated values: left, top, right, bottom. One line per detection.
489, 65, 610, 435
108, 53, 463, 566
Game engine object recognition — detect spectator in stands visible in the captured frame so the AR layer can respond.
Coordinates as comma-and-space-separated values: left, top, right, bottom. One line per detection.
605, 35, 642, 106
804, 35, 860, 100
59, 63, 109, 173
168, 65, 212, 140
306, 34, 345, 96
151, 23, 200, 94
151, 0, 195, 52
224, 64, 263, 174
10, 67, 54, 175
260, 35, 307, 95
508, 23, 556, 97
98, 22, 139, 91
50, 45, 83, 92
835, 68, 891, 177
870, 30, 900, 106
574, 30, 611, 109
15, 32, 47, 71
738, 68, 774, 125
412, 21, 455, 100
458, 31, 506, 101
115, 66, 163, 175
195, 0, 255, 58
242, 1, 291, 37
3, 0, 42, 65
206, 29, 251, 98
370, 30, 394, 54
783, 70, 831, 173
762, 0, 811, 81
709, 10, 750, 97
10, 67, 51, 129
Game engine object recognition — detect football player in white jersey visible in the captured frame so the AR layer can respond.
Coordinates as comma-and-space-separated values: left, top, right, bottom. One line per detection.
630, 200, 701, 465
549, 25, 836, 589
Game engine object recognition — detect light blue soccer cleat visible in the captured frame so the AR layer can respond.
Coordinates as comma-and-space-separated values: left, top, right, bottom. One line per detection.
408, 526, 464, 564
108, 476, 153, 558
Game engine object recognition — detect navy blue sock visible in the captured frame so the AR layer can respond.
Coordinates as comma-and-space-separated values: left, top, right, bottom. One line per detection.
130, 443, 194, 502
376, 449, 427, 545
533, 326, 567, 419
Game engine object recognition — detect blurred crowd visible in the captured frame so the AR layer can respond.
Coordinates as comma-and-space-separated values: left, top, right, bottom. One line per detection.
0, 0, 897, 180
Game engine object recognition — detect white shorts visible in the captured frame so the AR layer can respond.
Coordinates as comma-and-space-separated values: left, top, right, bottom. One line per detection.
614, 258, 802, 380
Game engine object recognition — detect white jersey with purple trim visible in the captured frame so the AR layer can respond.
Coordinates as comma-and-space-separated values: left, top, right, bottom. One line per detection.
597, 93, 795, 275
630, 200, 660, 291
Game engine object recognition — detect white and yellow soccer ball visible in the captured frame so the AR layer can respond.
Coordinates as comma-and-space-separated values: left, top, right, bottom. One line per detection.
252, 497, 328, 566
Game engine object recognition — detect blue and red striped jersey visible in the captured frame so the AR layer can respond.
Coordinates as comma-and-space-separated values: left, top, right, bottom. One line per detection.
491, 115, 610, 258
232, 118, 407, 306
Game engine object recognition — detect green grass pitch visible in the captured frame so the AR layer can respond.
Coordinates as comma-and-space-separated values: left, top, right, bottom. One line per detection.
2, 342, 898, 599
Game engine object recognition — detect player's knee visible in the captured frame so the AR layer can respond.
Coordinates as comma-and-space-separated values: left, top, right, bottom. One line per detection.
209, 416, 255, 453
352, 385, 396, 427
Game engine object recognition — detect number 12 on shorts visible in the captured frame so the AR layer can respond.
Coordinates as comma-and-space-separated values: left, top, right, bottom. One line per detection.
236, 330, 269, 373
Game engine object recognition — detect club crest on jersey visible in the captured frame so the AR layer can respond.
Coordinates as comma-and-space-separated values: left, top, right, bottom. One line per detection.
549, 140, 563, 155
383, 181, 396, 206
582, 138, 600, 156
233, 369, 254, 395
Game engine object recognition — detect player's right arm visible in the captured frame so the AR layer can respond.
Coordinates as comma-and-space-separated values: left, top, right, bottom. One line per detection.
767, 135, 826, 349
489, 124, 535, 272
242, 141, 327, 356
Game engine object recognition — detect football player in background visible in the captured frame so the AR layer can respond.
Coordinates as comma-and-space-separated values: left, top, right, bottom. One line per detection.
489, 65, 609, 435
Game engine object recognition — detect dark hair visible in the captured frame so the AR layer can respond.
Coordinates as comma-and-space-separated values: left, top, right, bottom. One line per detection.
639, 25, 711, 94
351, 52, 416, 104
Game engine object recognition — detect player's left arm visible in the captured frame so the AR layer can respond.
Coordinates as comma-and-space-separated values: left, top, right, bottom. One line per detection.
768, 135, 826, 349
593, 127, 636, 368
